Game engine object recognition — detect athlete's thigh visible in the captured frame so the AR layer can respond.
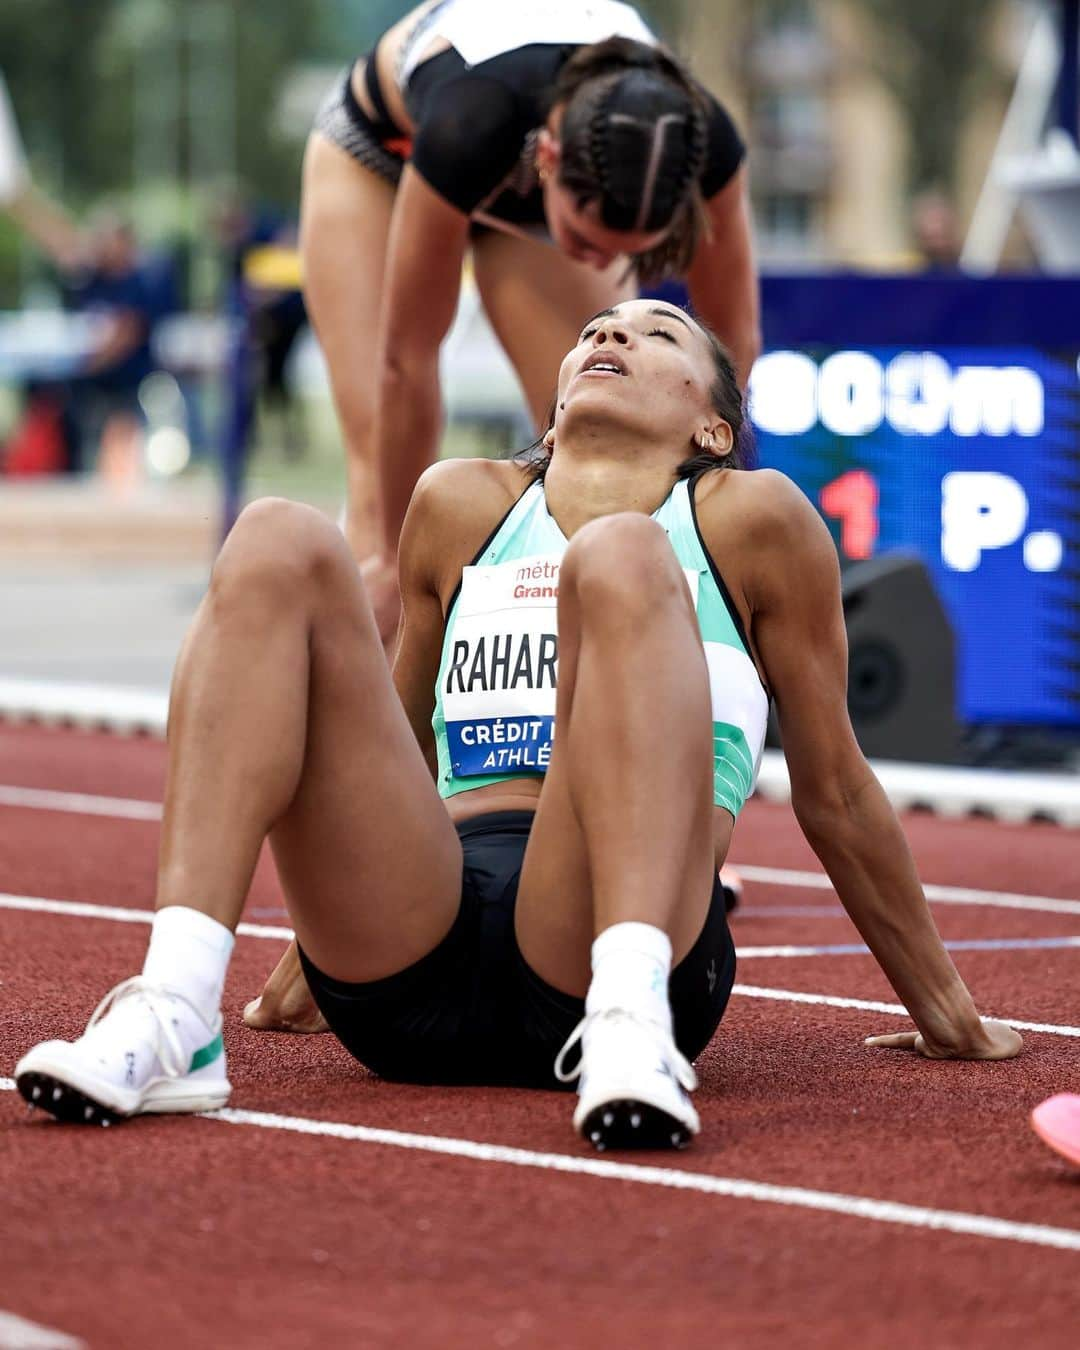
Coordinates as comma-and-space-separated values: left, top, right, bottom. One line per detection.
471, 230, 638, 427
267, 514, 462, 984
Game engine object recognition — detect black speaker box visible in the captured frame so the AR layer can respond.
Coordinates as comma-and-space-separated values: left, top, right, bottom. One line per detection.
767, 551, 959, 764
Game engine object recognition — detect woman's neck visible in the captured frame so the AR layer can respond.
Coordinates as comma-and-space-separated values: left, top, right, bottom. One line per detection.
542, 445, 681, 538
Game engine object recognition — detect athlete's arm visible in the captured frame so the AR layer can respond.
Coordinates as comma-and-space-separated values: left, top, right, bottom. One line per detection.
707, 472, 1020, 1060
393, 457, 523, 771
686, 164, 760, 389
375, 166, 472, 560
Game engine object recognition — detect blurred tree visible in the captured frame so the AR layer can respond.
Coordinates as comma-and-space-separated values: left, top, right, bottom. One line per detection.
0, 0, 122, 198
0, 0, 323, 208
859, 0, 1004, 193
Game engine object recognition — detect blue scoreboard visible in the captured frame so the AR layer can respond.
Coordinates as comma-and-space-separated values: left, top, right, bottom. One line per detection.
748, 275, 1080, 729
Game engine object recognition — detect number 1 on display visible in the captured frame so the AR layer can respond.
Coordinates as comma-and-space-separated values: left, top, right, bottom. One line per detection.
820, 469, 879, 561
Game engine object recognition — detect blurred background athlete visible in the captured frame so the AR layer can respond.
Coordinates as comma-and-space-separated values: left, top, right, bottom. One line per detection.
301, 0, 759, 591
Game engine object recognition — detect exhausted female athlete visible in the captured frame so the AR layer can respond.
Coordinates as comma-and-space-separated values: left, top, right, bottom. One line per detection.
302, 0, 759, 566
15, 300, 1020, 1151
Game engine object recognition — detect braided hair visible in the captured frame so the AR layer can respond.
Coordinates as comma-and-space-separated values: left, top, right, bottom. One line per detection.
550, 38, 709, 283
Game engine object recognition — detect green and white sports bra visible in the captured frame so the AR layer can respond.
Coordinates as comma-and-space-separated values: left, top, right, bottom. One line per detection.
431, 476, 769, 818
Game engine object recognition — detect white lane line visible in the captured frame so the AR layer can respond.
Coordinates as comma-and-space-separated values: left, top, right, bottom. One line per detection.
0, 893, 293, 942
4, 1077, 1074, 1255
200, 1107, 1080, 1254
731, 984, 1080, 1037
4, 780, 1080, 917
3, 891, 1080, 1037
3, 782, 1080, 916
738, 865, 1080, 917
0, 785, 161, 821
740, 936, 1080, 958
733, 865, 1080, 917
0, 1309, 85, 1349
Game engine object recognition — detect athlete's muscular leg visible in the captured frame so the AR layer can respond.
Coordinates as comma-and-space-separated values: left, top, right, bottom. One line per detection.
300, 134, 395, 560
157, 497, 461, 984
514, 514, 716, 996
471, 230, 637, 427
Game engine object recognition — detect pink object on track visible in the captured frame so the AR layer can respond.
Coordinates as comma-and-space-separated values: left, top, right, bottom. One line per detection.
1030, 1094, 1080, 1167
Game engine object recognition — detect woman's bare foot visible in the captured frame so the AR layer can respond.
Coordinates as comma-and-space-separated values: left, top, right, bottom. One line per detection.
243, 940, 330, 1034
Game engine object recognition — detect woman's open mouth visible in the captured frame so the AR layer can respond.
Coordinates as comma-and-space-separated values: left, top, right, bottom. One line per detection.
579, 352, 629, 378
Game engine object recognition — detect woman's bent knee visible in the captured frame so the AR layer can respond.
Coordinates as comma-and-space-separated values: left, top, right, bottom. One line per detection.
213, 499, 352, 609
563, 514, 686, 614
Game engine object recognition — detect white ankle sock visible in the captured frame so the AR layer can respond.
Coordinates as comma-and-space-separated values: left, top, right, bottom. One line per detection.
585, 922, 673, 1031
142, 906, 235, 1025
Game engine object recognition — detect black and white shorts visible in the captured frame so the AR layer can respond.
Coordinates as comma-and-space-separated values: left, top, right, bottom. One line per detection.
297, 810, 737, 1090
312, 65, 405, 187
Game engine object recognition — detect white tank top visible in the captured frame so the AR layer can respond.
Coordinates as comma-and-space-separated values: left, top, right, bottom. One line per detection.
400, 0, 656, 84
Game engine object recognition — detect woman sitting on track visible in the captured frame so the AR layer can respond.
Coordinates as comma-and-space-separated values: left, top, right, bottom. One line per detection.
15, 300, 1021, 1150
302, 0, 759, 575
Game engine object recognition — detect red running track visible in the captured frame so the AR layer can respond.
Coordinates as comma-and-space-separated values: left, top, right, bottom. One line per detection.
1, 724, 1079, 1349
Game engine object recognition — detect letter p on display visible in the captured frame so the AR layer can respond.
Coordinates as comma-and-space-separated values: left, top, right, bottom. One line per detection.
941, 471, 1028, 572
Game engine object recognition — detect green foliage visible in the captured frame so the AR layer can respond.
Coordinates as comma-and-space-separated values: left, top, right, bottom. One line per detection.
0, 0, 325, 210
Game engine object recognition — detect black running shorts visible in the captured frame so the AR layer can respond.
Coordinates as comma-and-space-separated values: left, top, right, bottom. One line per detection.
297, 810, 736, 1090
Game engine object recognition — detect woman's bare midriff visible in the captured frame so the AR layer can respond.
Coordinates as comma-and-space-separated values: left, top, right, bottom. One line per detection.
443, 778, 543, 825
349, 0, 453, 138
443, 778, 738, 875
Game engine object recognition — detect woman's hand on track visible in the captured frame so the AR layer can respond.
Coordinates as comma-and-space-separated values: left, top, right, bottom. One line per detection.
864, 1019, 1022, 1060
243, 940, 329, 1035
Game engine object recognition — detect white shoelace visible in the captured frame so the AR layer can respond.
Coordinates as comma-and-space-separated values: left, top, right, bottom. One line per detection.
85, 976, 211, 1081
553, 1007, 698, 1092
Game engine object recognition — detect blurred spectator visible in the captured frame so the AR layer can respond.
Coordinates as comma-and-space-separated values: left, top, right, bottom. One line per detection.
61, 211, 176, 475
910, 188, 963, 270
2, 186, 177, 477
215, 196, 307, 461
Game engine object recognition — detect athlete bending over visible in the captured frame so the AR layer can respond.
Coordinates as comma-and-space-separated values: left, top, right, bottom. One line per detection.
15, 300, 1020, 1149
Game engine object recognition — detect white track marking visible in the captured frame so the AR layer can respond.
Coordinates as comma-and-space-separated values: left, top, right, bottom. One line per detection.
0, 893, 293, 941
2, 891, 1079, 1036
0, 785, 161, 821
740, 937, 1080, 958
8, 788, 1080, 912
4, 783, 1080, 915
733, 865, 1080, 916
731, 984, 1080, 1037
194, 1107, 1080, 1254
3, 1080, 1077, 1255
0, 1309, 85, 1349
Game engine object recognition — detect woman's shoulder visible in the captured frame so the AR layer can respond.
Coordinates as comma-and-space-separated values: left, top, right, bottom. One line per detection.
409, 456, 532, 537
401, 457, 533, 593
694, 466, 827, 548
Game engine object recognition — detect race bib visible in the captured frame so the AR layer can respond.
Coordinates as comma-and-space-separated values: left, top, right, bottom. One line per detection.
443, 554, 561, 777
443, 552, 700, 779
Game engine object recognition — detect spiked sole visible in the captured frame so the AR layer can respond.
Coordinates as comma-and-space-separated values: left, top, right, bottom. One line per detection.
18, 1072, 127, 1126
580, 1098, 693, 1151
17, 1069, 230, 1125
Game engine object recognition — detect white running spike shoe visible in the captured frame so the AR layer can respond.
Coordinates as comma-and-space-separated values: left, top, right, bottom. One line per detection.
15, 976, 231, 1125
555, 1008, 700, 1151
